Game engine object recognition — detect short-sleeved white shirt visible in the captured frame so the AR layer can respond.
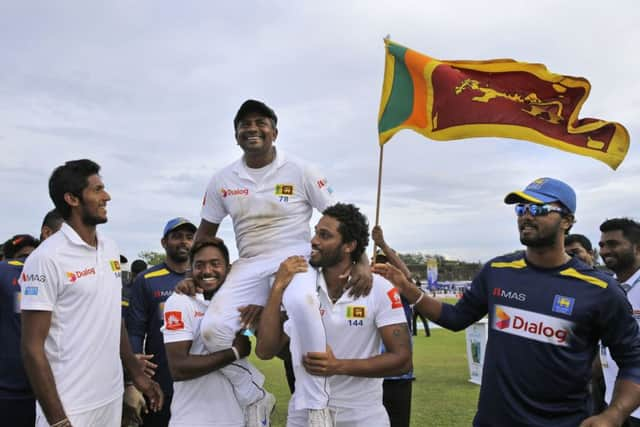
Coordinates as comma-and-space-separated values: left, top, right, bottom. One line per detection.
20, 223, 123, 414
315, 273, 407, 410
201, 150, 335, 258
162, 293, 244, 427
601, 268, 640, 418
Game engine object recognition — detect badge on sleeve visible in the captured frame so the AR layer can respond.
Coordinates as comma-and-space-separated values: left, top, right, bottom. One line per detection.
164, 311, 185, 330
387, 288, 403, 309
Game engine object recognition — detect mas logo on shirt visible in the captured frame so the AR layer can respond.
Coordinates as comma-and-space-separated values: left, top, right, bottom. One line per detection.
552, 295, 575, 316
274, 184, 294, 196
21, 272, 46, 283
493, 304, 573, 347
164, 311, 184, 330
386, 288, 403, 309
65, 267, 96, 283
346, 305, 366, 319
221, 188, 249, 198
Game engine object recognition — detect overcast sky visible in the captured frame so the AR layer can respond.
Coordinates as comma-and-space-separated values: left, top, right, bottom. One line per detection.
1, 1, 638, 265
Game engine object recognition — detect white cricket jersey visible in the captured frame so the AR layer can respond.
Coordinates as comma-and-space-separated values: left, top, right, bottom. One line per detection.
162, 293, 244, 427
201, 149, 335, 258
601, 268, 640, 418
20, 223, 123, 414
315, 273, 407, 410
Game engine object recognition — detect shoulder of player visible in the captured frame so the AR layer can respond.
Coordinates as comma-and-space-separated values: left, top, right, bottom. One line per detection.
368, 274, 400, 303
486, 251, 526, 270
556, 259, 614, 290
141, 263, 173, 281
164, 292, 194, 311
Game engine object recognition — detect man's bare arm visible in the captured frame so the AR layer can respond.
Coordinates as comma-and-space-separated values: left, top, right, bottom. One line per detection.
21, 310, 67, 425
580, 379, 640, 426
194, 219, 219, 242
165, 334, 250, 381
303, 323, 412, 378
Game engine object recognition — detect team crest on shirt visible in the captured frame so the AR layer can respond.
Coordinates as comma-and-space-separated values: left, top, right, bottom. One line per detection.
164, 311, 184, 330
552, 295, 575, 315
110, 260, 121, 278
346, 306, 366, 319
386, 288, 403, 309
274, 184, 294, 196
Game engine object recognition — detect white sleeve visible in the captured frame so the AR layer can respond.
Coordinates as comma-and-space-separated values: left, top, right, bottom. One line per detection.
19, 251, 60, 312
302, 162, 336, 213
200, 174, 227, 225
162, 295, 196, 344
374, 276, 408, 328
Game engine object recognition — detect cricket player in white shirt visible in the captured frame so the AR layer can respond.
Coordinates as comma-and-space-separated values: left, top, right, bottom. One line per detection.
163, 237, 266, 427
20, 159, 163, 427
195, 100, 373, 427
256, 203, 412, 427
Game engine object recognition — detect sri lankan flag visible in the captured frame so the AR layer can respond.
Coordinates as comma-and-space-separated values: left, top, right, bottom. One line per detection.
378, 39, 630, 169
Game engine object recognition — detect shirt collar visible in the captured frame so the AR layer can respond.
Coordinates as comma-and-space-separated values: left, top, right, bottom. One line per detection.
316, 269, 356, 304
232, 148, 287, 177
622, 267, 640, 287
60, 222, 102, 250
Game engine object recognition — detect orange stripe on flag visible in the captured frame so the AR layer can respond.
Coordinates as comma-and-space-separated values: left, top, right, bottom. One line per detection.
404, 49, 432, 128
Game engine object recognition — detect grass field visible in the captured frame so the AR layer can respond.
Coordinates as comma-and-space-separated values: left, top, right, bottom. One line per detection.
249, 324, 480, 426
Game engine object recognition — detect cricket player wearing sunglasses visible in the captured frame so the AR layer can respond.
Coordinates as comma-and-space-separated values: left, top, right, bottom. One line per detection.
374, 177, 640, 427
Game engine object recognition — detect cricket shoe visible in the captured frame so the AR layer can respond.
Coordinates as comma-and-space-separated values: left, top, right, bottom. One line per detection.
308, 407, 336, 427
246, 391, 276, 427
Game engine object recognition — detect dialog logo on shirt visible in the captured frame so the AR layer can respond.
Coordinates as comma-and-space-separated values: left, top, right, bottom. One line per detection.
346, 306, 366, 319
65, 267, 96, 283
274, 184, 294, 196
221, 188, 249, 198
493, 304, 573, 347
552, 295, 575, 316
164, 311, 184, 330
387, 288, 403, 309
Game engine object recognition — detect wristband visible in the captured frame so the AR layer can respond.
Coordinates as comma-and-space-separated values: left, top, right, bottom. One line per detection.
412, 292, 424, 306
51, 418, 70, 427
231, 346, 240, 361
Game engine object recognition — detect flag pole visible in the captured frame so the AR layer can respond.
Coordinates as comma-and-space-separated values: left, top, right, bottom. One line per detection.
372, 143, 384, 261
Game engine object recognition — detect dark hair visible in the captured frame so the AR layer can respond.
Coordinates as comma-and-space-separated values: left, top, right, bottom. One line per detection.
41, 209, 63, 230
131, 259, 148, 276
600, 218, 640, 245
2, 234, 39, 258
190, 238, 230, 266
564, 234, 593, 252
48, 159, 101, 219
322, 203, 369, 263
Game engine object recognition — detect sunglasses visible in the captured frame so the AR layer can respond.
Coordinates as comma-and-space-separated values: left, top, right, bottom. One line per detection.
515, 203, 567, 217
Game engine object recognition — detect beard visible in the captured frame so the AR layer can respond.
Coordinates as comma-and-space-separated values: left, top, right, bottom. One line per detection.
81, 208, 107, 226
309, 247, 344, 268
166, 246, 190, 263
519, 220, 562, 248
603, 250, 637, 272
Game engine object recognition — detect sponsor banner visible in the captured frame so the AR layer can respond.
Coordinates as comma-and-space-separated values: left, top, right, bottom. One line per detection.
164, 311, 184, 330
65, 267, 96, 283
493, 304, 574, 347
221, 188, 249, 198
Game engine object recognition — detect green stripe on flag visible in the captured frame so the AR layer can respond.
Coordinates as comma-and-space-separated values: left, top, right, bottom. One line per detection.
378, 44, 414, 134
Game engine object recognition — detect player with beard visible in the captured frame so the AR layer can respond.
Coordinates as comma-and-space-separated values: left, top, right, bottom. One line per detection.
374, 178, 640, 427
257, 203, 411, 427
126, 218, 196, 427
21, 159, 163, 427
162, 238, 262, 426
599, 218, 640, 426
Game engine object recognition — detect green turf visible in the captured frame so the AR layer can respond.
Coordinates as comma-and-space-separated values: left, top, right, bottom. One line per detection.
249, 327, 479, 426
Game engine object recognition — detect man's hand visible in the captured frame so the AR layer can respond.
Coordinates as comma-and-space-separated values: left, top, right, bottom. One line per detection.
232, 333, 252, 359
174, 275, 201, 296
371, 225, 386, 249
344, 261, 372, 298
135, 353, 158, 378
238, 305, 263, 331
372, 262, 411, 293
273, 256, 308, 292
132, 375, 164, 413
123, 384, 147, 424
303, 346, 340, 377
579, 413, 620, 427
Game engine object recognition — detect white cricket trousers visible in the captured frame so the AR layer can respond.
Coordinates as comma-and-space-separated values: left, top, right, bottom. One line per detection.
36, 396, 122, 427
287, 401, 391, 427
200, 244, 329, 410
